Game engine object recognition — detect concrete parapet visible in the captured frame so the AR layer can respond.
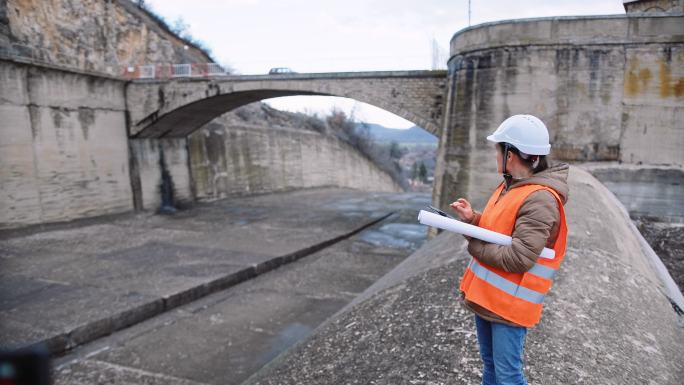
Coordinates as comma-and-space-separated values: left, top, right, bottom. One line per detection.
246, 166, 684, 384
450, 14, 684, 54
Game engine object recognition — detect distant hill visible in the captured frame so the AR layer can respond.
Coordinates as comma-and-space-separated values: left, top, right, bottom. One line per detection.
356, 123, 438, 145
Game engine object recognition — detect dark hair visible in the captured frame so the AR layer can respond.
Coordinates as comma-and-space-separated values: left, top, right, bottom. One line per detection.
498, 142, 549, 174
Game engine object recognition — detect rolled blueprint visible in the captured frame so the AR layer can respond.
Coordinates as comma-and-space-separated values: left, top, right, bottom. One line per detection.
417, 210, 555, 259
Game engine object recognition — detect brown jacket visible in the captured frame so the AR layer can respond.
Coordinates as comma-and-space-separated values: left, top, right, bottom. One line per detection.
461, 163, 570, 327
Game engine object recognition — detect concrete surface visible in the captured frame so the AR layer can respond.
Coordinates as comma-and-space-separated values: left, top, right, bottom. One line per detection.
0, 188, 415, 356
245, 166, 684, 385
48, 191, 431, 385
129, 138, 195, 211
0, 59, 132, 229
433, 13, 684, 209
449, 14, 684, 53
187, 122, 403, 201
588, 164, 684, 222
586, 162, 684, 297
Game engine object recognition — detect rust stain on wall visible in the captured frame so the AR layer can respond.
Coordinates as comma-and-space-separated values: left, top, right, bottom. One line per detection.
660, 62, 672, 98
78, 108, 95, 140
674, 78, 684, 97
638, 68, 651, 90
624, 58, 640, 96
625, 59, 683, 98
658, 61, 684, 98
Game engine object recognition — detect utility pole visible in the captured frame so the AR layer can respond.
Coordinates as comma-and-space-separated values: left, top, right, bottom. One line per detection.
468, 0, 472, 26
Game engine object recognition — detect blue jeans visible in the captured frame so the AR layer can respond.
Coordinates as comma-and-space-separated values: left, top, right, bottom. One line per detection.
474, 315, 528, 385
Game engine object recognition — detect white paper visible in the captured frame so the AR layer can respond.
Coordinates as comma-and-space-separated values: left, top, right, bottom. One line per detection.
417, 210, 555, 259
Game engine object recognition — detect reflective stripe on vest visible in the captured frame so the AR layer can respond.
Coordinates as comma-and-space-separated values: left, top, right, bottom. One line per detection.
468, 259, 556, 304
468, 258, 557, 280
528, 263, 556, 280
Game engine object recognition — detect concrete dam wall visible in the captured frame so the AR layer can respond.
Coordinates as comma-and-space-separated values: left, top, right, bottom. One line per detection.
245, 167, 684, 384
433, 13, 684, 209
0, 59, 402, 229
188, 123, 402, 201
0, 60, 134, 227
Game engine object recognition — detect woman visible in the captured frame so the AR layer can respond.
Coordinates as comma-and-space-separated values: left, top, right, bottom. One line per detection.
450, 115, 569, 385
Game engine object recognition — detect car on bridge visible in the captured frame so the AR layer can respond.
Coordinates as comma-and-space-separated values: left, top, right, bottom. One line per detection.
268, 67, 297, 75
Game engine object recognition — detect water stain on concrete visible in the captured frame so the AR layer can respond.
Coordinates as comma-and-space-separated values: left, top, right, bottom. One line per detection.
28, 105, 41, 140
204, 124, 228, 191
77, 108, 94, 140
360, 223, 427, 249
259, 323, 313, 364
157, 87, 165, 109
50, 106, 66, 128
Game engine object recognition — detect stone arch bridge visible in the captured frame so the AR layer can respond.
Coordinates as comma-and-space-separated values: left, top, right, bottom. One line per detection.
126, 70, 447, 138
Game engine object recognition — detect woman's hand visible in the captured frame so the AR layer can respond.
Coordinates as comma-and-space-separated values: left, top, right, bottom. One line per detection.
450, 198, 474, 222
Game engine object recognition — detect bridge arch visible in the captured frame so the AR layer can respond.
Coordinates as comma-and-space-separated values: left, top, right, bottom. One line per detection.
125, 71, 446, 138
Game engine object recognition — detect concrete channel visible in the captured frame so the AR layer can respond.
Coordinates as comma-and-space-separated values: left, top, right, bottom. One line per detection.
0, 188, 432, 384
5, 166, 684, 384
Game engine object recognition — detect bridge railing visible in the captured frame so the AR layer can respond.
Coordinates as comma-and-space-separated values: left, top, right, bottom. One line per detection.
122, 63, 229, 80
1, 43, 230, 79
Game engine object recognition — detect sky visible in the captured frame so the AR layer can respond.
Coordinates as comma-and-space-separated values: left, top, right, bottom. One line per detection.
143, 0, 626, 129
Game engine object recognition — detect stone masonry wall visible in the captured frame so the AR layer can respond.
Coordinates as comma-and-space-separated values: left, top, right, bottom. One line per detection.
433, 14, 684, 210
0, 60, 132, 229
187, 120, 403, 200
125, 71, 447, 139
1, 0, 211, 75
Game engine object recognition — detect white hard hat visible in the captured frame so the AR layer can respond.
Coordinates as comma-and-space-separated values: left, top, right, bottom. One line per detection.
486, 115, 551, 155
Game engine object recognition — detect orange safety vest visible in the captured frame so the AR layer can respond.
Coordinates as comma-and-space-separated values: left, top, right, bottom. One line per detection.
459, 183, 568, 327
